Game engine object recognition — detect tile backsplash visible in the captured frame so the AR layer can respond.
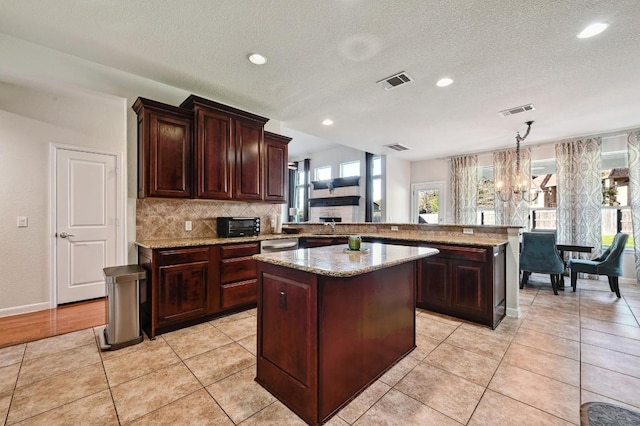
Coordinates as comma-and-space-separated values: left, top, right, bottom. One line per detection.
136, 198, 283, 240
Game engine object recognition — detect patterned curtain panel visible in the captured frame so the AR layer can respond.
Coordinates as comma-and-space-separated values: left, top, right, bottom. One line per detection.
493, 148, 532, 227
555, 138, 602, 261
627, 131, 640, 280
450, 155, 478, 224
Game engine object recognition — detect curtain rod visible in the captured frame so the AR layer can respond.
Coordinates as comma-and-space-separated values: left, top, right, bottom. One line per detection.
443, 125, 640, 161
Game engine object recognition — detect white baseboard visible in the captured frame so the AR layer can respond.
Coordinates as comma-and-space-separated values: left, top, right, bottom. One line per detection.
506, 307, 522, 318
0, 302, 51, 318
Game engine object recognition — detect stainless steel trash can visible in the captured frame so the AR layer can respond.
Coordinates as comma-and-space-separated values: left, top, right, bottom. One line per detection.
98, 265, 145, 351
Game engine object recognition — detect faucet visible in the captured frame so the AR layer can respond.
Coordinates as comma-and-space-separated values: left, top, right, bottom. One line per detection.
324, 220, 336, 234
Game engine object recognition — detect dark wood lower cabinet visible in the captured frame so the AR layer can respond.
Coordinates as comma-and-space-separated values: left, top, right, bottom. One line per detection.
417, 244, 506, 328
215, 242, 260, 310
138, 242, 259, 338
157, 260, 209, 324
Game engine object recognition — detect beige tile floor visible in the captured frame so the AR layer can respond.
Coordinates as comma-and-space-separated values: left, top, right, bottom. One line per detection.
1, 275, 639, 425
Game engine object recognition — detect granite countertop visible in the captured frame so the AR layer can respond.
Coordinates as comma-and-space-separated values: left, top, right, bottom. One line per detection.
135, 231, 508, 249
253, 243, 439, 277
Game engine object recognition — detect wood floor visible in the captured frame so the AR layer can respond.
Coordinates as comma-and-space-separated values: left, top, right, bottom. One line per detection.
0, 298, 106, 349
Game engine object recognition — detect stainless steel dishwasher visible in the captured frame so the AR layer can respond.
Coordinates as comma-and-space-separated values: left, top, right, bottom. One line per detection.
260, 238, 299, 253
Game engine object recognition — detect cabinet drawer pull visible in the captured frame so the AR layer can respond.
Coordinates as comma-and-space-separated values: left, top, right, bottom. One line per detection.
279, 291, 287, 310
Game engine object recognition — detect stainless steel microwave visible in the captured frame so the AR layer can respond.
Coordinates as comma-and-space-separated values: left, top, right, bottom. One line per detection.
217, 217, 260, 238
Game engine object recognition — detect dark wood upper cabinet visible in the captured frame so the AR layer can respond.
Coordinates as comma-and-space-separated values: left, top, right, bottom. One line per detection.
263, 131, 291, 202
193, 107, 234, 199
234, 119, 264, 200
134, 95, 290, 202
180, 95, 270, 202
133, 98, 193, 198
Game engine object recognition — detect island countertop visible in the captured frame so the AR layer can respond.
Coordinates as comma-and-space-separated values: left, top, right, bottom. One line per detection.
253, 242, 438, 277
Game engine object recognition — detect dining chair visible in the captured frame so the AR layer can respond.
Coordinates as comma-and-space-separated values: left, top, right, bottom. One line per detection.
568, 232, 629, 298
519, 231, 566, 295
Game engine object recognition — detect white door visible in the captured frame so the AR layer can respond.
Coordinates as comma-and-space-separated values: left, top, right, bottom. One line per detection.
411, 181, 446, 224
56, 148, 118, 304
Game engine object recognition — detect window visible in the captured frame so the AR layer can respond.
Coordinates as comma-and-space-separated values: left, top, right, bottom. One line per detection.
530, 158, 557, 230
529, 150, 632, 248
314, 165, 331, 181
477, 165, 495, 225
293, 170, 306, 221
412, 182, 444, 224
340, 160, 360, 177
372, 156, 382, 222
601, 150, 633, 248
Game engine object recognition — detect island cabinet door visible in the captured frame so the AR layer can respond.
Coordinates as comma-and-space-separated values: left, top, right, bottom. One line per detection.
256, 263, 319, 424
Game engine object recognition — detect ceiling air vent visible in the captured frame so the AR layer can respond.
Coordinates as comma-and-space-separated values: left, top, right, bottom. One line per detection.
377, 72, 413, 90
384, 143, 411, 152
498, 103, 535, 117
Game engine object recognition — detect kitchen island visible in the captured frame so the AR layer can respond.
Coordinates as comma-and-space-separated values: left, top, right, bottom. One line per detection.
253, 243, 438, 425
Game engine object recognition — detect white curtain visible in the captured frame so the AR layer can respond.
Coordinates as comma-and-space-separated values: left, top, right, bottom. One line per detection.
450, 155, 478, 224
627, 131, 640, 280
555, 139, 602, 261
493, 148, 532, 227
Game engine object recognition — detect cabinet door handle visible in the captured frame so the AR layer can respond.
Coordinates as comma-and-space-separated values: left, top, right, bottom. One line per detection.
279, 291, 287, 310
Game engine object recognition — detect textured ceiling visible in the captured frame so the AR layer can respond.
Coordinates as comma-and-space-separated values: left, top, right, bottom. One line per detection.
1, 0, 640, 161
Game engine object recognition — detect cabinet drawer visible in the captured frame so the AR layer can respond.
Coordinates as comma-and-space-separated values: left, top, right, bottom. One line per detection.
429, 245, 487, 262
220, 257, 257, 283
157, 247, 209, 266
221, 279, 257, 308
220, 243, 260, 259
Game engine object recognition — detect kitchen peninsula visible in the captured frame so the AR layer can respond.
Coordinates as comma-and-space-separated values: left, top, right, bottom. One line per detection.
253, 243, 438, 425
135, 222, 520, 338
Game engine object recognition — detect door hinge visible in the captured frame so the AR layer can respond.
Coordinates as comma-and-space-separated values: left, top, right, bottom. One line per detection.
115, 167, 120, 176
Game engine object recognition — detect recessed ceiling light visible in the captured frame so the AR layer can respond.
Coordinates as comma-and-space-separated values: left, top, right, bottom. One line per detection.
577, 23, 608, 39
248, 53, 267, 65
436, 77, 453, 87
322, 119, 334, 126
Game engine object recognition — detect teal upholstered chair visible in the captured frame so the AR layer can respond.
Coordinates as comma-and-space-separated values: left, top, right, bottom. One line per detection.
520, 232, 565, 295
568, 233, 629, 298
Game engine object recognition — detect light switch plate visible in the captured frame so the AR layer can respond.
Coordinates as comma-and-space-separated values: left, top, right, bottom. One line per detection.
390, 226, 399, 231
462, 228, 474, 235
17, 216, 28, 228
185, 221, 192, 231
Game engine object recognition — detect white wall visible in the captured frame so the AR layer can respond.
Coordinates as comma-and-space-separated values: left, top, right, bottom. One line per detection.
0, 36, 171, 314
410, 157, 449, 184
0, 106, 121, 313
385, 156, 411, 223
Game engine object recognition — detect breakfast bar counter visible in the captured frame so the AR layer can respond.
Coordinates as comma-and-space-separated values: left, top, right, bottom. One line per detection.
253, 243, 438, 425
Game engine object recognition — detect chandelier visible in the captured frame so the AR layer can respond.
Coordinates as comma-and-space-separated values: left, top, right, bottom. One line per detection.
495, 120, 542, 203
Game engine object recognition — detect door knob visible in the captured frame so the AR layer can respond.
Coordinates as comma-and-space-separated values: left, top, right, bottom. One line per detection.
59, 232, 75, 238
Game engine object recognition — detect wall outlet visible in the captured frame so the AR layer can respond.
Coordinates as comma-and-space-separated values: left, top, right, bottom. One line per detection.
17, 216, 28, 228
462, 228, 474, 235
390, 226, 399, 231
185, 221, 192, 231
